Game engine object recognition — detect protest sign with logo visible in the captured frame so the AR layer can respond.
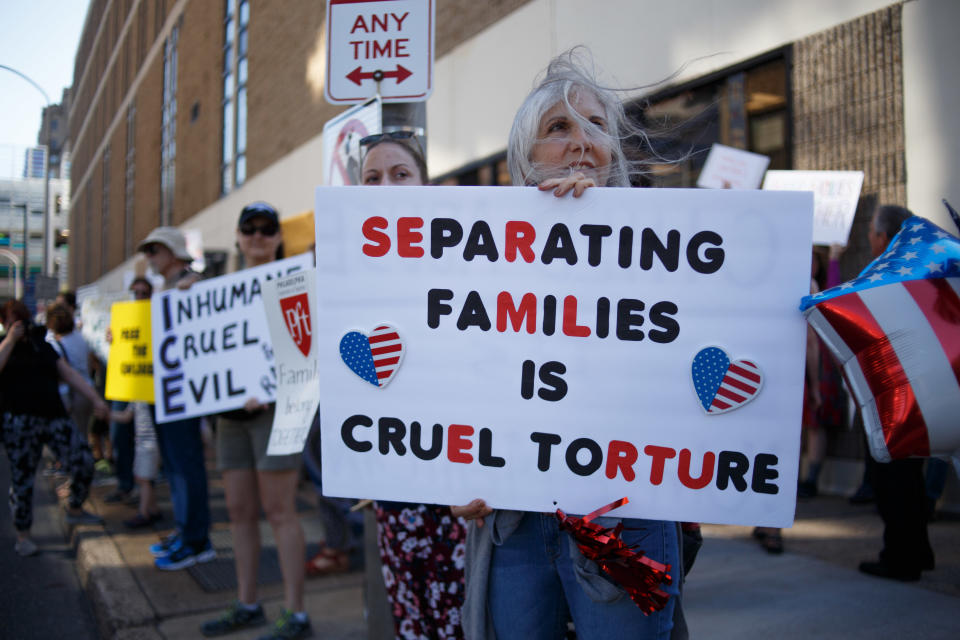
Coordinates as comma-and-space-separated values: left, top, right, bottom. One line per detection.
263, 268, 320, 455
81, 292, 130, 362
763, 170, 864, 246
696, 143, 770, 190
152, 253, 312, 423
105, 300, 154, 402
314, 186, 812, 527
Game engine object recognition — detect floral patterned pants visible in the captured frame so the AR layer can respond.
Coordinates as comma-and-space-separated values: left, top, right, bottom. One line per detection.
2, 412, 94, 531
376, 502, 468, 639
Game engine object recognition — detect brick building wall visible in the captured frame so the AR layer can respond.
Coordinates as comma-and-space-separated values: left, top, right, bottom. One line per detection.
793, 4, 905, 278
68, 0, 536, 286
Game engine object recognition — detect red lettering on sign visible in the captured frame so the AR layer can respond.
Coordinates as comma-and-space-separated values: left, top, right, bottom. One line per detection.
644, 445, 677, 485
361, 216, 390, 257
448, 424, 474, 464
397, 217, 424, 258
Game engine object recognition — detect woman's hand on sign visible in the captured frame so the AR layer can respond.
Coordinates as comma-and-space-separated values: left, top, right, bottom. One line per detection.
243, 397, 266, 413
538, 172, 597, 198
450, 498, 493, 528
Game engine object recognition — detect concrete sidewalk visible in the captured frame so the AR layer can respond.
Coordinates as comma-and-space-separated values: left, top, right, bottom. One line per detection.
55, 467, 960, 640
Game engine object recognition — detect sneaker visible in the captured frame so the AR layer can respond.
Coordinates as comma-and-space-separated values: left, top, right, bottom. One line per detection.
14, 538, 39, 557
94, 459, 114, 474
155, 539, 216, 571
65, 509, 104, 525
150, 533, 182, 557
201, 601, 267, 637
257, 610, 312, 640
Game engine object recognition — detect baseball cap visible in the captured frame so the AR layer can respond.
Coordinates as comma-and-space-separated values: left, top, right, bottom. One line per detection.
238, 201, 279, 226
137, 227, 192, 262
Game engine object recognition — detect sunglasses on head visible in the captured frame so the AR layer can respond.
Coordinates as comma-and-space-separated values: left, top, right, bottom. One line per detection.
239, 222, 279, 237
359, 130, 417, 147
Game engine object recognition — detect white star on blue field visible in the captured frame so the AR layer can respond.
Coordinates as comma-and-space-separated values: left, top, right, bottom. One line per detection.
800, 217, 960, 311
340, 332, 380, 387
692, 347, 729, 411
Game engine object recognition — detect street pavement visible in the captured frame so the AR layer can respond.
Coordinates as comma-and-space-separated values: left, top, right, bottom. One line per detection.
18, 458, 960, 640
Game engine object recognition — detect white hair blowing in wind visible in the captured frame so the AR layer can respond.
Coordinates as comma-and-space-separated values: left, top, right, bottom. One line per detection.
507, 47, 664, 188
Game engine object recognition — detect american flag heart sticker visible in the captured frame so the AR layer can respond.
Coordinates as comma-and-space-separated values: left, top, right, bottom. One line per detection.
339, 325, 405, 388
692, 346, 763, 414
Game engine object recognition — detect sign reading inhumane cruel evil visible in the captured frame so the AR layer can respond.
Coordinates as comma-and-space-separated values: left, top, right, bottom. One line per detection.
151, 253, 312, 423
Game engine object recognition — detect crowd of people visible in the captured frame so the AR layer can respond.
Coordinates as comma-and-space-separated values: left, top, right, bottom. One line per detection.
1, 48, 953, 640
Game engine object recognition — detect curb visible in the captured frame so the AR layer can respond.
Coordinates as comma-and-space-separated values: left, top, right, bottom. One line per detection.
71, 522, 158, 639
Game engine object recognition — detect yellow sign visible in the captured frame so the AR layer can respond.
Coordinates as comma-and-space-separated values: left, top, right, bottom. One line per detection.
105, 300, 154, 402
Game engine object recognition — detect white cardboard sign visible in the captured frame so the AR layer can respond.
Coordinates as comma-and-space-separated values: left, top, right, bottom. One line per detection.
325, 0, 434, 104
314, 186, 813, 527
263, 269, 320, 455
152, 253, 312, 423
763, 170, 864, 246
696, 143, 770, 190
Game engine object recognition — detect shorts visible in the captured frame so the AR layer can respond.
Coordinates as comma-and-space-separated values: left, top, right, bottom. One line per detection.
216, 405, 302, 472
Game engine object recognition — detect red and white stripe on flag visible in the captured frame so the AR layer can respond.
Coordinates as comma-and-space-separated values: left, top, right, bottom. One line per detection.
709, 361, 762, 413
369, 325, 403, 384
805, 277, 960, 462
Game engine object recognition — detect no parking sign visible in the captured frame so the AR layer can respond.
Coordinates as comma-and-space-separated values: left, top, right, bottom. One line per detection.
325, 0, 435, 104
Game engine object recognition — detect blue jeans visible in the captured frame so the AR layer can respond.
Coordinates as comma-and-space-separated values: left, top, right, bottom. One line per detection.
489, 513, 678, 640
109, 402, 134, 493
154, 416, 210, 545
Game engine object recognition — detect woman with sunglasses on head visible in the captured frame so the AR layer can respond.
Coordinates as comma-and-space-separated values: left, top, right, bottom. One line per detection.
360, 132, 468, 640
200, 203, 311, 640
452, 51, 685, 640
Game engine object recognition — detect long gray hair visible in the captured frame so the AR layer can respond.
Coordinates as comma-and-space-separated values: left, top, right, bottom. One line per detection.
507, 49, 637, 188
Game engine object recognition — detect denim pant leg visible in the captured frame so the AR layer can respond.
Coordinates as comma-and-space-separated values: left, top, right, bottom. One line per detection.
155, 417, 210, 544
489, 513, 568, 640
557, 517, 679, 640
110, 403, 135, 493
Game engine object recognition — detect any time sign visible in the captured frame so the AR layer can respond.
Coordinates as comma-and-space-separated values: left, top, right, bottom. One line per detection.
325, 0, 435, 104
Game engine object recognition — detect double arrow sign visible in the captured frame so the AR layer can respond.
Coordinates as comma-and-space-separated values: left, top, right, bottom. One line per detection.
345, 64, 413, 86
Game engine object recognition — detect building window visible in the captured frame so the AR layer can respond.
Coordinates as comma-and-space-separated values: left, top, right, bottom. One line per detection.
102, 146, 111, 275
629, 52, 791, 187
221, 0, 249, 194
161, 23, 179, 225
125, 105, 136, 258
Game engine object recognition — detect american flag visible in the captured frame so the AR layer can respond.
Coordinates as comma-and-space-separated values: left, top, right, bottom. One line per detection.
692, 347, 763, 414
339, 324, 405, 388
800, 216, 960, 461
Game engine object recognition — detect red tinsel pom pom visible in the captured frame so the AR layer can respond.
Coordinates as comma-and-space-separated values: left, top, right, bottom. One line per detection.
555, 497, 672, 615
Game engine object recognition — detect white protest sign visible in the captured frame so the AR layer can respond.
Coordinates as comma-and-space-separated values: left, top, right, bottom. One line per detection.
763, 170, 864, 246
325, 0, 434, 104
263, 269, 320, 455
81, 292, 130, 362
696, 144, 770, 190
314, 186, 812, 527
152, 253, 312, 423
322, 96, 382, 186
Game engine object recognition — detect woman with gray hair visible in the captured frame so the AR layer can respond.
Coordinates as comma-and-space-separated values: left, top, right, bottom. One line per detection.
454, 50, 684, 640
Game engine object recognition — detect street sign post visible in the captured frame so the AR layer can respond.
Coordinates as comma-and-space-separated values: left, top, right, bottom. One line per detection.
325, 0, 434, 104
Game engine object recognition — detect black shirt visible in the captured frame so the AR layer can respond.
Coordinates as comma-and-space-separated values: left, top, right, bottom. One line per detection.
0, 327, 68, 418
